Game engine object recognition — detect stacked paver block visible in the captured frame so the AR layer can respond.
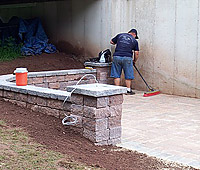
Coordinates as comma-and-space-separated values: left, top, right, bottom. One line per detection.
83, 95, 123, 145
66, 83, 126, 145
84, 62, 113, 84
64, 95, 123, 145
26, 65, 113, 89
27, 72, 97, 90
0, 88, 67, 119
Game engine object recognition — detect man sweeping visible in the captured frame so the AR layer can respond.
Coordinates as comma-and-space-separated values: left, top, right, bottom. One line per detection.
110, 28, 139, 95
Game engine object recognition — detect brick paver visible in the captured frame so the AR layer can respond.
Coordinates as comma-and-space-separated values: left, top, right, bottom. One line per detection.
118, 92, 200, 169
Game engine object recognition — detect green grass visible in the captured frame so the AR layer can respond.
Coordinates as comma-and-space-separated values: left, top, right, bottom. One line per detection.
0, 120, 99, 170
0, 37, 23, 62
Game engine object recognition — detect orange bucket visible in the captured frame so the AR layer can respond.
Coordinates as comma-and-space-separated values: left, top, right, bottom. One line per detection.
14, 68, 28, 86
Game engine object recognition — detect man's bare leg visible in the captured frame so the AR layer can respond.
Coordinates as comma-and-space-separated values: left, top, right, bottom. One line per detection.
115, 79, 131, 88
114, 78, 120, 86
125, 79, 131, 89
126, 79, 135, 94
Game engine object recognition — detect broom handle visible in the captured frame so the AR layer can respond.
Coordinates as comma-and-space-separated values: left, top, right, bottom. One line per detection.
133, 63, 153, 91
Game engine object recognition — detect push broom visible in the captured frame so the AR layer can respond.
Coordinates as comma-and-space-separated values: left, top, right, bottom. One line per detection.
133, 63, 160, 97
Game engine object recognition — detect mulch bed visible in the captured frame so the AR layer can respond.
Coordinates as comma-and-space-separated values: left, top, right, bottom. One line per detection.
0, 53, 196, 170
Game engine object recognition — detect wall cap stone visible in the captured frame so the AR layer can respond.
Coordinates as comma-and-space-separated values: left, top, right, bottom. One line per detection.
28, 69, 96, 77
84, 62, 111, 67
67, 83, 127, 97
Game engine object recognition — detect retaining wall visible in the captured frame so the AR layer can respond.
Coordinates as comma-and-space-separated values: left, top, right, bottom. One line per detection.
1, 69, 97, 118
0, 68, 126, 145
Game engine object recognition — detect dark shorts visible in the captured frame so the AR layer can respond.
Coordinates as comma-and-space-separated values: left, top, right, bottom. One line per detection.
110, 56, 134, 80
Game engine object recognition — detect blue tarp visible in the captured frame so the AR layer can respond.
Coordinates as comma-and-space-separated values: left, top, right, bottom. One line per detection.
0, 17, 56, 56
19, 17, 56, 55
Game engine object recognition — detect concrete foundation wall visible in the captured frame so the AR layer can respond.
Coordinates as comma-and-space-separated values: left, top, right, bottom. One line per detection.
0, 0, 200, 98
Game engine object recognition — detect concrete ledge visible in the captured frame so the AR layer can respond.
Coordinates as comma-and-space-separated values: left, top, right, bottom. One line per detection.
67, 83, 127, 97
84, 62, 112, 67
28, 69, 96, 78
0, 74, 70, 101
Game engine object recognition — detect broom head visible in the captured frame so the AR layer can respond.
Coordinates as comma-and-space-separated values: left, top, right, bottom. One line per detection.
143, 90, 160, 97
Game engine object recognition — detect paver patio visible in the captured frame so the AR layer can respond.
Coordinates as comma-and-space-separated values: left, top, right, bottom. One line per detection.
118, 92, 200, 169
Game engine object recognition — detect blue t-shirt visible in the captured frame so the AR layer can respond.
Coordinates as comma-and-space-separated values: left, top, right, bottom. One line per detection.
112, 33, 139, 57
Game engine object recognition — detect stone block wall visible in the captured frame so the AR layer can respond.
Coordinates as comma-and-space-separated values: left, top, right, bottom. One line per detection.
28, 73, 97, 90
95, 67, 113, 85
63, 94, 123, 145
84, 62, 113, 85
0, 89, 66, 119
23, 64, 113, 88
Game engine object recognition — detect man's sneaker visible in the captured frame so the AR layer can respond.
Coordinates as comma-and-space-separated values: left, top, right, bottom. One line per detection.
126, 90, 135, 95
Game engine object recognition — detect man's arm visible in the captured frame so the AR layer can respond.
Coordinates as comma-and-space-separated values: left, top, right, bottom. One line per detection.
133, 51, 139, 64
133, 40, 139, 64
110, 34, 118, 45
110, 40, 115, 45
